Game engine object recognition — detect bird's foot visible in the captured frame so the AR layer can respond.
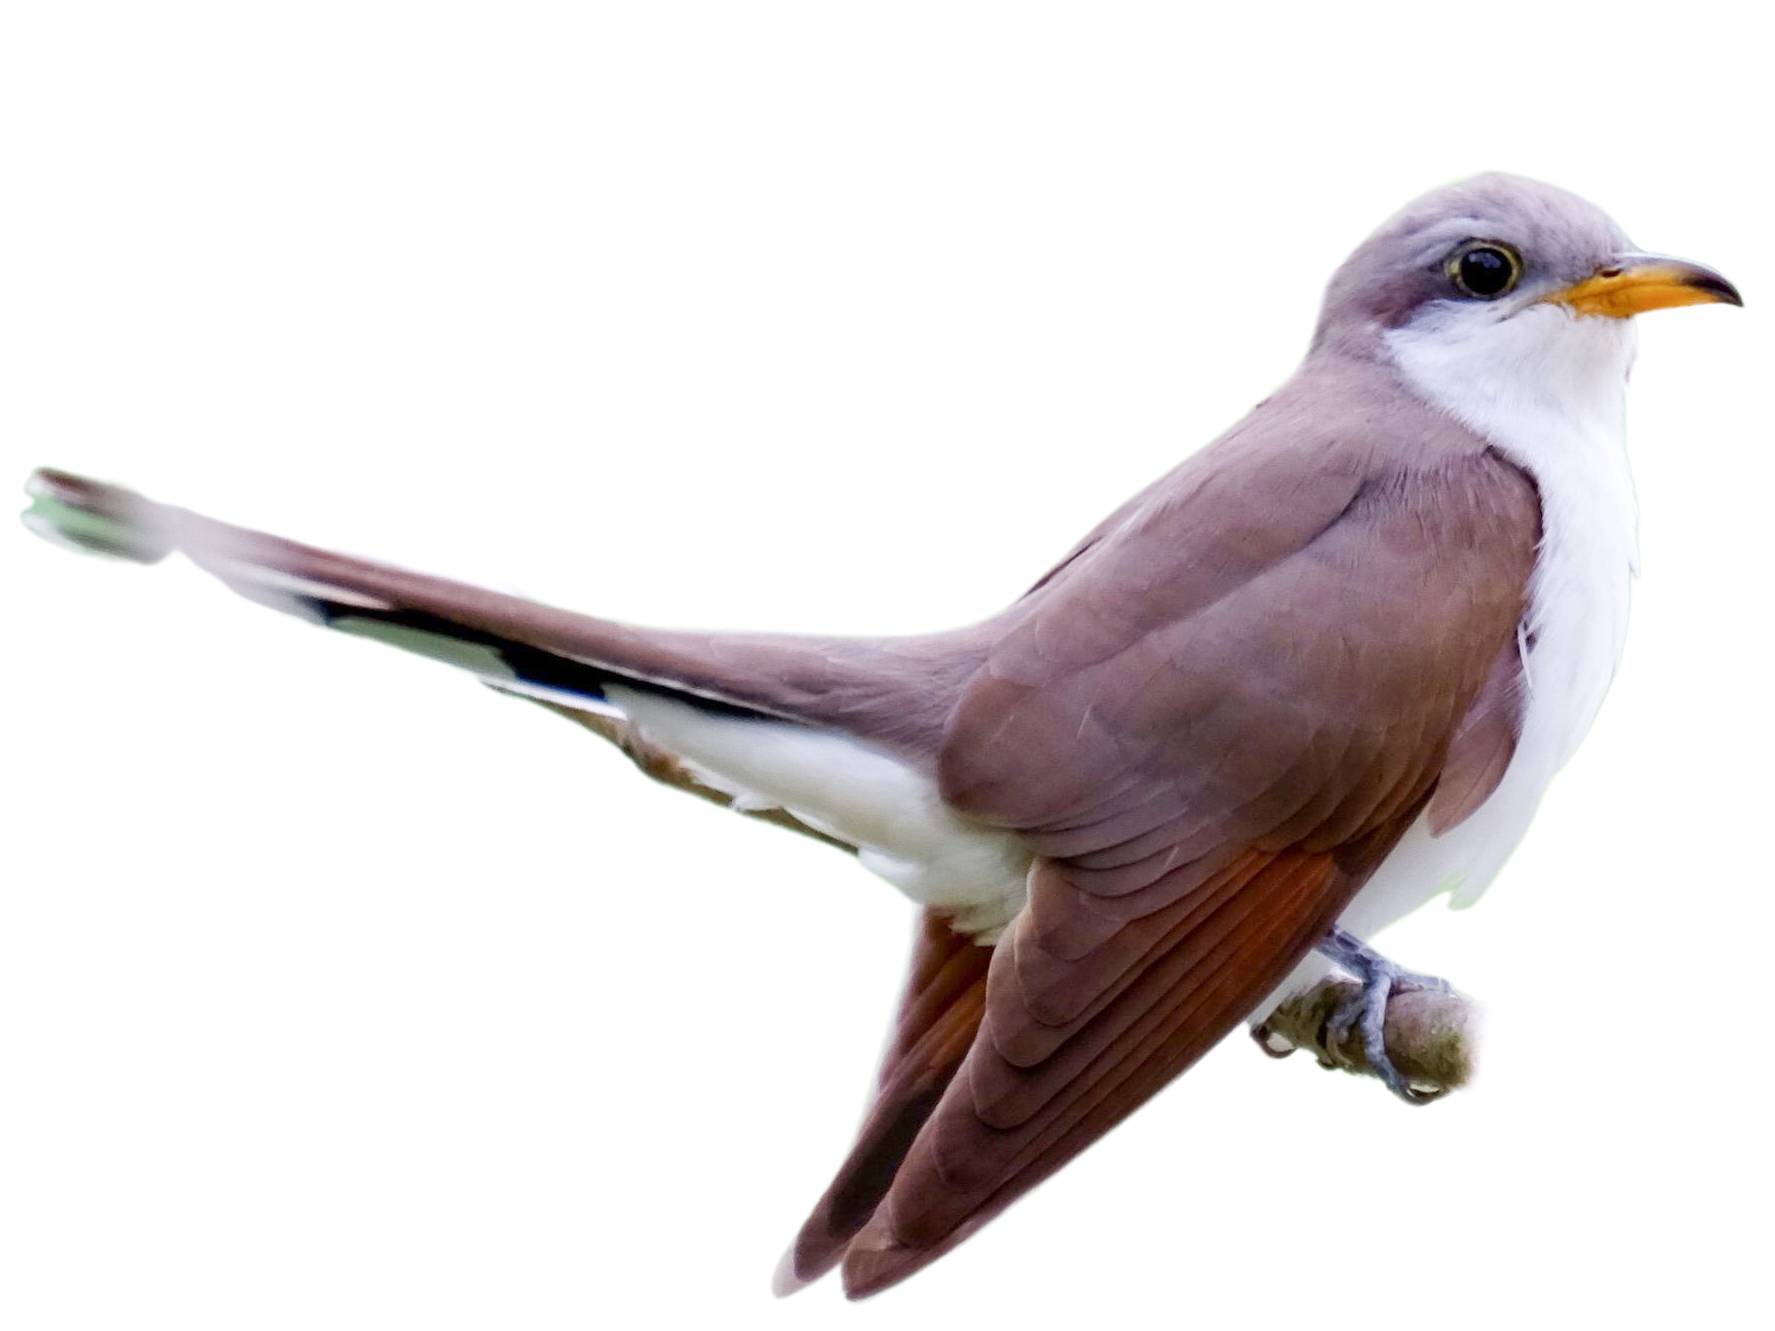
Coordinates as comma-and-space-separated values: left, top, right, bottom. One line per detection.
1315, 927, 1451, 1105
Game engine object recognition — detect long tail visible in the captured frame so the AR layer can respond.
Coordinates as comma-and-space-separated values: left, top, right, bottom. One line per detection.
24, 466, 1000, 1297
21, 468, 968, 751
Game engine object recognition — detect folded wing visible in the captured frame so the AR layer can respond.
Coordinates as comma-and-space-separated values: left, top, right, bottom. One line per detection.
837, 425, 1540, 1295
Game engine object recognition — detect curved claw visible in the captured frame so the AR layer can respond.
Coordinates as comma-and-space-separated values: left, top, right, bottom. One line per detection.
1316, 927, 1456, 1104
1250, 1023, 1297, 1059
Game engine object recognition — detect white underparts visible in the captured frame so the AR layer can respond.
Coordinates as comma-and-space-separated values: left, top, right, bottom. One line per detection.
1392, 300, 1637, 892
609, 303, 1641, 967
1260, 300, 1641, 1014
603, 684, 1029, 937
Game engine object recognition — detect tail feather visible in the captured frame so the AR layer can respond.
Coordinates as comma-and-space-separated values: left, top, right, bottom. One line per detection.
24, 469, 177, 563
26, 467, 1010, 1298
20, 468, 973, 750
22, 468, 767, 719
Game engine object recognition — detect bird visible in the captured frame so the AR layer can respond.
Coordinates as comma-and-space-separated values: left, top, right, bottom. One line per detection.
20, 173, 1741, 1299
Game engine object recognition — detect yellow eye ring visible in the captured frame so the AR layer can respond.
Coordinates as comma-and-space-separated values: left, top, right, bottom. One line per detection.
1447, 241, 1523, 300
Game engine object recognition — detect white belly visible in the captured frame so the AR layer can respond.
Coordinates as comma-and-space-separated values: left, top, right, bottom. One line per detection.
1258, 536, 1632, 1010
1340, 448, 1636, 928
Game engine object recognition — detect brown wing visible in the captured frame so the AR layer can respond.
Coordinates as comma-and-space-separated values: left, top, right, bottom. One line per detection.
778, 911, 992, 1290
839, 432, 1541, 1296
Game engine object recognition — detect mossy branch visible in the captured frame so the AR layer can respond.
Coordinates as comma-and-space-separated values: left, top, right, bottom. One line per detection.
1253, 979, 1478, 1097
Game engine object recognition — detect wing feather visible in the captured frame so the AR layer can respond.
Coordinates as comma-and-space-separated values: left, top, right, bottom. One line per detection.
837, 425, 1540, 1294
777, 911, 991, 1291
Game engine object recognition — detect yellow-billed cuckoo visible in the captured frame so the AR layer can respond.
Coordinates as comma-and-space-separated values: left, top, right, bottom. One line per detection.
19, 174, 1741, 1298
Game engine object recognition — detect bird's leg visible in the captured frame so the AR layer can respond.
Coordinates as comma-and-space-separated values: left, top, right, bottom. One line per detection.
1315, 927, 1452, 1105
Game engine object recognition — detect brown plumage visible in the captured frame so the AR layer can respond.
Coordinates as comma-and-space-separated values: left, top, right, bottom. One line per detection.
21, 353, 1539, 1296
782, 911, 991, 1288
831, 363, 1538, 1290
29, 172, 1738, 1298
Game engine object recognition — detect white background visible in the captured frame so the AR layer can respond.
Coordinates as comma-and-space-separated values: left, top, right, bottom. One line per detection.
3, 3, 1770, 1327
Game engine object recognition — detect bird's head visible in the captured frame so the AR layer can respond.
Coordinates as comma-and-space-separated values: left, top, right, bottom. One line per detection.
1312, 174, 1740, 411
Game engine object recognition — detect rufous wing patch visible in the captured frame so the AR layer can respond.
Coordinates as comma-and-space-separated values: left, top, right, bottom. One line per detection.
777, 911, 990, 1292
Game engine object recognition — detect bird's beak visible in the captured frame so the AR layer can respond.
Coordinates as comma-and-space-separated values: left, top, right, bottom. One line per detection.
1545, 253, 1743, 318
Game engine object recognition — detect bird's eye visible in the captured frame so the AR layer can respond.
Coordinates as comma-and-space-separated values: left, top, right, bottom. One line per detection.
1447, 242, 1522, 299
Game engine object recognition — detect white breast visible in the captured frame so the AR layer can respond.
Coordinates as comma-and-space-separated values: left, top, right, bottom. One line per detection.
1351, 308, 1643, 927
1259, 303, 1642, 1014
